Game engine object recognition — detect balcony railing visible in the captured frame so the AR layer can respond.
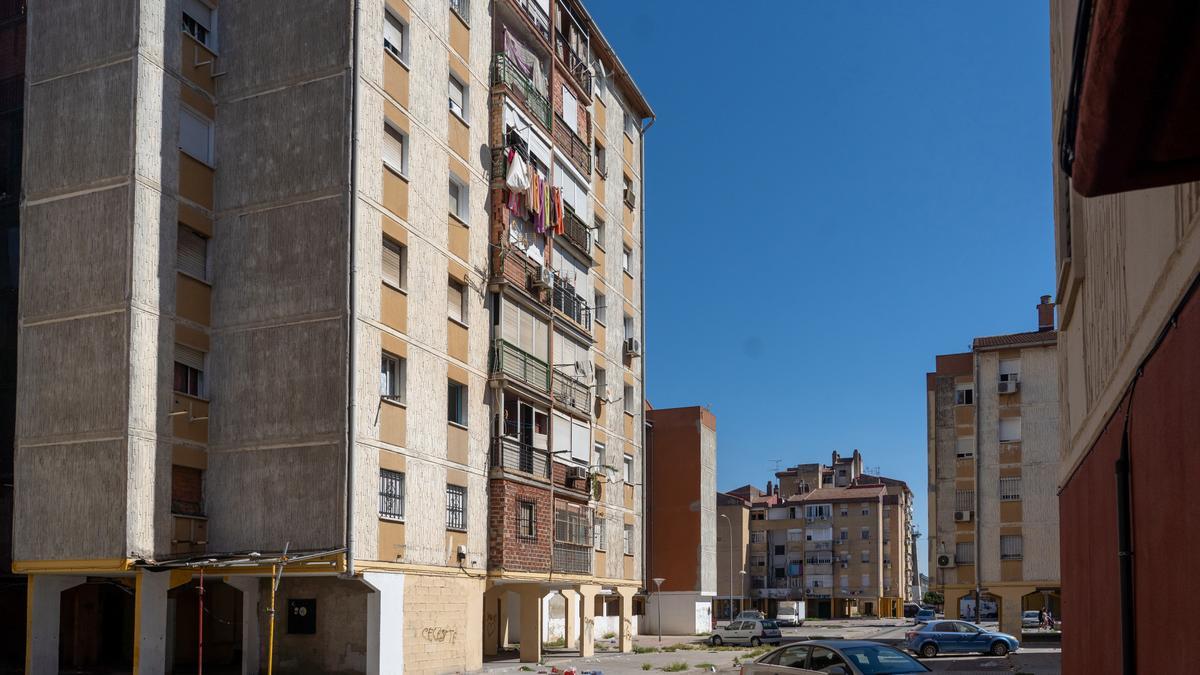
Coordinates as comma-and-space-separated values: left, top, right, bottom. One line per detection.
561, 205, 590, 255
491, 338, 551, 393
490, 436, 551, 479
552, 275, 591, 330
509, 0, 550, 42
805, 540, 834, 551
553, 113, 591, 175
805, 563, 834, 575
492, 53, 551, 130
553, 541, 592, 574
555, 33, 592, 97
552, 367, 591, 417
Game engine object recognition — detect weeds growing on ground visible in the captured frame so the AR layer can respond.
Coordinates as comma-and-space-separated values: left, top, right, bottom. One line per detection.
518, 667, 534, 672
642, 664, 652, 671
661, 662, 689, 672
602, 631, 616, 639
633, 645, 660, 654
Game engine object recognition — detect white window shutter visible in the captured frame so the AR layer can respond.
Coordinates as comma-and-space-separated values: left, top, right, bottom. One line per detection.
177, 227, 207, 280
382, 240, 402, 287
384, 14, 404, 59
571, 420, 590, 463
383, 124, 405, 174
180, 109, 212, 163
562, 85, 578, 134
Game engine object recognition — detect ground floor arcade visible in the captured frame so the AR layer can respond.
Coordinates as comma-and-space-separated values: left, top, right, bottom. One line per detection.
939, 582, 1062, 636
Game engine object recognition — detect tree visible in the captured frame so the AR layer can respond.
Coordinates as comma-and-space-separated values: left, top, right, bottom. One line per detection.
923, 591, 944, 607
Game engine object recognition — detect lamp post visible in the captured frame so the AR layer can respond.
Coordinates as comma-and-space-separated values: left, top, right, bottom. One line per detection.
653, 577, 665, 642
720, 513, 735, 621
739, 570, 747, 617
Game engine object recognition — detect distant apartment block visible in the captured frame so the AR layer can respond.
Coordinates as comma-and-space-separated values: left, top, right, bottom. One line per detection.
926, 297, 1060, 636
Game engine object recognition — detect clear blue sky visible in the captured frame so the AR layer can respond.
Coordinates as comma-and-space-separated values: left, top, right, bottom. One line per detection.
587, 1, 1054, 575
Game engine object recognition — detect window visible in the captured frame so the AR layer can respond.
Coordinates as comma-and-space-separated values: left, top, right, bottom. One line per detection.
999, 359, 1021, 383
382, 238, 406, 290
839, 505, 848, 517
448, 74, 467, 118
623, 384, 635, 414
955, 542, 974, 564
860, 527, 870, 540
502, 299, 549, 361
622, 245, 631, 273
955, 384, 974, 405
623, 174, 635, 207
840, 574, 849, 590
773, 566, 785, 579
750, 510, 765, 521
448, 278, 467, 324
518, 501, 536, 538
1000, 535, 1023, 560
182, 0, 215, 49
623, 454, 633, 483
594, 215, 606, 249
956, 437, 975, 459
594, 514, 606, 550
839, 528, 848, 541
171, 465, 204, 516
552, 413, 591, 465
594, 140, 607, 177
381, 353, 405, 402
562, 85, 579, 134
1000, 477, 1022, 501
774, 544, 785, 556
861, 550, 870, 563
861, 573, 870, 587
805, 504, 831, 520
595, 366, 607, 399
180, 108, 213, 164
448, 380, 467, 426
449, 0, 469, 19
955, 489, 974, 511
174, 344, 205, 397
623, 314, 635, 343
999, 418, 1022, 443
177, 225, 208, 281
448, 174, 469, 220
787, 528, 803, 542
750, 531, 765, 544
623, 108, 636, 137
623, 524, 633, 555
446, 484, 466, 530
383, 11, 408, 63
379, 469, 405, 520
595, 292, 606, 324
861, 505, 870, 516
383, 122, 408, 176
595, 443, 606, 471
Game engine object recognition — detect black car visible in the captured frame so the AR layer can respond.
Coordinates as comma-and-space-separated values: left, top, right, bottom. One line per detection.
903, 603, 923, 618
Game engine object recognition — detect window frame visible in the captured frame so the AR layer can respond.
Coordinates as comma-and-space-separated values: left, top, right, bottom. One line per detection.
383, 10, 409, 65
593, 512, 607, 550
999, 476, 1022, 501
448, 173, 469, 222
622, 244, 632, 274
449, 0, 470, 23
380, 352, 405, 403
955, 384, 974, 406
956, 437, 976, 459
177, 224, 209, 282
955, 542, 975, 565
594, 291, 606, 325
448, 379, 468, 427
173, 344, 207, 399
623, 383, 635, 415
1000, 534, 1023, 560
623, 454, 633, 484
448, 277, 468, 325
382, 121, 409, 178
446, 484, 467, 531
448, 73, 468, 120
623, 523, 634, 555
517, 500, 536, 539
379, 469, 405, 521
382, 237, 406, 291
182, 0, 217, 51
179, 107, 214, 166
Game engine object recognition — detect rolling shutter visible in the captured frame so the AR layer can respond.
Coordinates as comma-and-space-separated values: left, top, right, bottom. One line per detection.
383, 124, 405, 174
177, 226, 207, 280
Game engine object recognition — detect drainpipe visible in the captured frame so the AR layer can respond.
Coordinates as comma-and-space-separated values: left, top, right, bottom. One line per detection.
639, 115, 654, 593
1116, 411, 1135, 674
345, 0, 362, 580
972, 349, 981, 620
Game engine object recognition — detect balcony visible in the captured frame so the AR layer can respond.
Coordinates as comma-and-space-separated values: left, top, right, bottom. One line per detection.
554, 113, 591, 175
492, 53, 551, 131
553, 542, 592, 575
490, 436, 551, 479
491, 338, 551, 394
561, 205, 591, 256
508, 0, 550, 42
552, 367, 591, 417
805, 563, 834, 575
555, 32, 592, 97
805, 540, 834, 551
552, 275, 591, 330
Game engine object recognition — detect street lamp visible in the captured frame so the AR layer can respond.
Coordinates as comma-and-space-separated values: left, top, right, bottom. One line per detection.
719, 513, 735, 621
739, 571, 747, 618
653, 577, 665, 642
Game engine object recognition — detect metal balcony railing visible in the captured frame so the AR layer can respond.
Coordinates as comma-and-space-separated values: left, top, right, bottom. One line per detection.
509, 0, 550, 41
553, 113, 591, 175
806, 540, 834, 551
491, 338, 551, 393
555, 33, 592, 97
553, 542, 593, 574
492, 53, 551, 130
551, 275, 591, 330
552, 367, 591, 417
561, 205, 590, 255
805, 563, 834, 575
490, 436, 551, 479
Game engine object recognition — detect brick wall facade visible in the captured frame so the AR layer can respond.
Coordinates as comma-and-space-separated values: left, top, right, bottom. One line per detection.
488, 478, 552, 571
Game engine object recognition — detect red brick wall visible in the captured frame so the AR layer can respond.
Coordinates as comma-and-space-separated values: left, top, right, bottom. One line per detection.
488, 478, 552, 572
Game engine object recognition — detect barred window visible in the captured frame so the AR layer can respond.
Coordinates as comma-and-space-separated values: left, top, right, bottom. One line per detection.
999, 477, 1022, 501
955, 489, 975, 511
593, 514, 607, 550
554, 504, 591, 546
955, 542, 974, 564
379, 470, 404, 520
446, 484, 466, 531
860, 527, 870, 540
861, 549, 870, 563
518, 501, 535, 538
1001, 535, 1023, 560
623, 524, 634, 555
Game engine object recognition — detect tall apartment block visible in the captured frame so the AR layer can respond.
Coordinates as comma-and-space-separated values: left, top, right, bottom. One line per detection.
1050, 2, 1200, 672
644, 406, 717, 635
714, 491, 751, 622
729, 452, 915, 620
926, 297, 1060, 636
11, 0, 651, 673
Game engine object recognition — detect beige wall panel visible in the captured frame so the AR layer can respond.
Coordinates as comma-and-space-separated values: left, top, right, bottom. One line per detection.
955, 460, 973, 479
448, 320, 468, 362
623, 135, 633, 165
381, 332, 407, 357
1001, 560, 1023, 582
447, 423, 469, 465
173, 445, 207, 470
449, 13, 470, 59
593, 96, 606, 131
954, 406, 974, 426
177, 274, 211, 325
382, 215, 408, 245
175, 323, 210, 352
378, 521, 406, 562
1000, 501, 1022, 523
448, 216, 469, 261
998, 444, 1022, 465
403, 575, 483, 674
448, 113, 470, 160
384, 56, 410, 109
179, 203, 212, 237
181, 36, 215, 93
380, 402, 407, 447
180, 84, 215, 118
180, 153, 214, 209
381, 285, 408, 333
383, 169, 409, 221
171, 397, 209, 444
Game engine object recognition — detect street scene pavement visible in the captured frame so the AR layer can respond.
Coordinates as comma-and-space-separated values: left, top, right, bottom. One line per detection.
480, 619, 1061, 674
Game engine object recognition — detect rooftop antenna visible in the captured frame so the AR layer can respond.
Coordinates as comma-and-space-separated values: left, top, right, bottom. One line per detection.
770, 459, 782, 473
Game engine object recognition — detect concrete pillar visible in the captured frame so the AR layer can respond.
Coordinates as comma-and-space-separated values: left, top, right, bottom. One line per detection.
25, 575, 85, 675
577, 585, 600, 658
504, 590, 520, 645
518, 588, 543, 663
361, 573, 406, 675
616, 586, 637, 653
996, 589, 1024, 637
225, 576, 262, 675
483, 588, 501, 657
133, 570, 170, 675
562, 590, 579, 650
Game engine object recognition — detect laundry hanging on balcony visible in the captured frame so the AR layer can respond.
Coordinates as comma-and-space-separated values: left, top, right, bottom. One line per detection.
504, 156, 562, 236
504, 28, 546, 95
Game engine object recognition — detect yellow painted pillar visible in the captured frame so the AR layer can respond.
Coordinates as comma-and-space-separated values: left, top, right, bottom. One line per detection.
996, 588, 1024, 637
518, 587, 543, 663
562, 590, 579, 650
577, 585, 600, 657
483, 588, 501, 657
616, 586, 637, 653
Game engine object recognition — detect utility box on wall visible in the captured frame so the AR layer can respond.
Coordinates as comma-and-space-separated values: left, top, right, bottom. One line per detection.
287, 598, 317, 634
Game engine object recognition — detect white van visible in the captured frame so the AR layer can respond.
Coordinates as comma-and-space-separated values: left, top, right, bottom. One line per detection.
775, 601, 805, 627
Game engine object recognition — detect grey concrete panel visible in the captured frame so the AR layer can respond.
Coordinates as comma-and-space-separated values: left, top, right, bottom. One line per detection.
215, 74, 348, 210
17, 312, 128, 441
209, 318, 345, 447
216, 0, 350, 101
13, 439, 128, 560
212, 196, 347, 329
205, 443, 345, 552
26, 0, 136, 82
23, 63, 133, 196
20, 188, 130, 320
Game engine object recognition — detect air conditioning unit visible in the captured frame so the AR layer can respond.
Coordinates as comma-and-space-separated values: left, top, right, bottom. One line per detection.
530, 266, 553, 289
998, 380, 1020, 394
954, 510, 974, 522
567, 466, 588, 481
623, 337, 641, 357
936, 554, 956, 568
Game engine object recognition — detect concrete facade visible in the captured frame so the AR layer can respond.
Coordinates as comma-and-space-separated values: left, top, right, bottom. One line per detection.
714, 492, 751, 622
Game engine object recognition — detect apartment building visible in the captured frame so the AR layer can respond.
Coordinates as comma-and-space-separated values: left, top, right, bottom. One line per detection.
742, 453, 914, 620
1049, 2, 1200, 672
714, 491, 750, 623
12, 0, 650, 673
926, 297, 1060, 637
643, 406, 717, 635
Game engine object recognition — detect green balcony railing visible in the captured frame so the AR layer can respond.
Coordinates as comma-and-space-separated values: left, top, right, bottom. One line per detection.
491, 338, 551, 394
492, 53, 552, 131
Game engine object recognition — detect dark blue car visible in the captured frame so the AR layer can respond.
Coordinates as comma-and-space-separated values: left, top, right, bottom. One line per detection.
904, 620, 1019, 658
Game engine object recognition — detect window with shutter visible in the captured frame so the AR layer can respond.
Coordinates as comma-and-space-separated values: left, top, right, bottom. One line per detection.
180, 109, 212, 164
562, 85, 578, 134
448, 278, 466, 323
382, 238, 404, 289
1000, 535, 1023, 560
449, 175, 468, 220
381, 353, 404, 401
999, 418, 1022, 442
383, 123, 407, 176
384, 12, 406, 62
177, 225, 207, 281
182, 0, 215, 48
449, 75, 466, 117
174, 344, 206, 397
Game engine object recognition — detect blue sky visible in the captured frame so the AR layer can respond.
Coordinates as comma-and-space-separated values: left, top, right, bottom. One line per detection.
586, 1, 1054, 573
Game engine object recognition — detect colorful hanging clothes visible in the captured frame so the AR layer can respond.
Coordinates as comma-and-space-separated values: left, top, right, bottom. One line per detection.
553, 188, 565, 235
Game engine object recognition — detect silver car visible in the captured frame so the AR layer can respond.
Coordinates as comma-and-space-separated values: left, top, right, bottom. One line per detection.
708, 619, 782, 647
739, 640, 931, 675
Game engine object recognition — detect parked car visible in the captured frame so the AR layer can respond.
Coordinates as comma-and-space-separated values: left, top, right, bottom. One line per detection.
740, 640, 931, 675
1022, 610, 1042, 628
709, 619, 782, 647
903, 603, 923, 618
905, 621, 1020, 658
912, 609, 936, 625
735, 610, 766, 621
